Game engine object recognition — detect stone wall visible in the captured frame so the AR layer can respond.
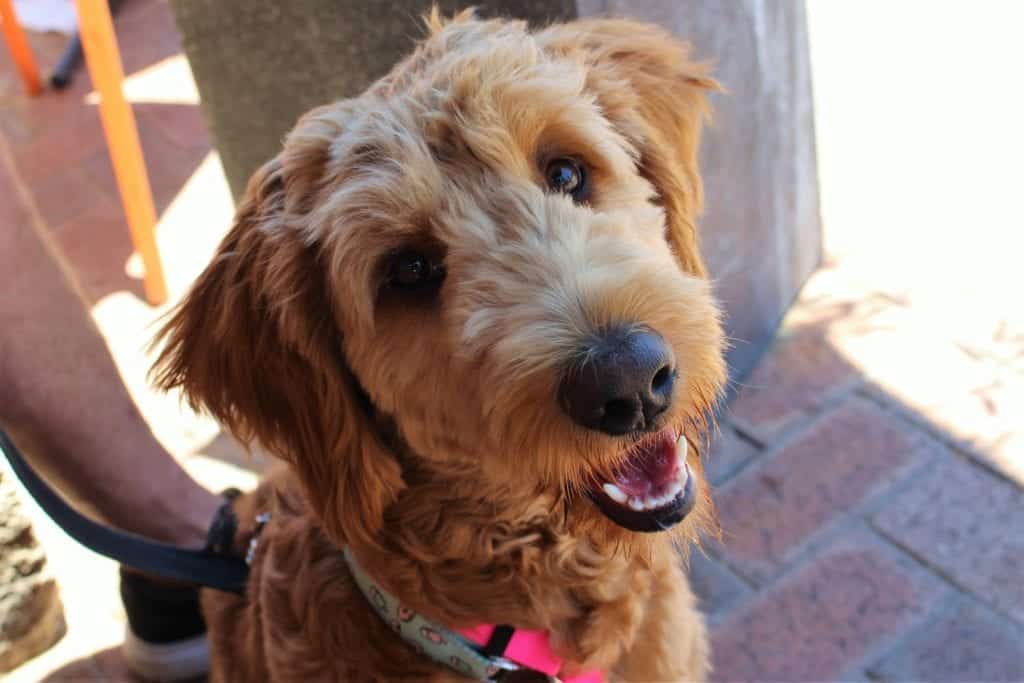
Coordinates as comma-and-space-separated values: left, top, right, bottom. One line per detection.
0, 470, 65, 672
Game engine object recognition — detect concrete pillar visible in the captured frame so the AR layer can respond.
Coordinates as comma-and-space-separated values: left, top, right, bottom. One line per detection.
579, 1, 823, 384
171, 0, 575, 203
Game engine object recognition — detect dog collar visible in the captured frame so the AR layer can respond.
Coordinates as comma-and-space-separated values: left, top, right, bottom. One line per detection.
343, 548, 603, 682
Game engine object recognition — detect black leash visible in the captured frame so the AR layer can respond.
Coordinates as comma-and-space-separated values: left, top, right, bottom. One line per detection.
0, 429, 250, 594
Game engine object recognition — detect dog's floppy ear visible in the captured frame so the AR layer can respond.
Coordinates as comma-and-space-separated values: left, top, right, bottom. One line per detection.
153, 106, 403, 548
543, 19, 719, 277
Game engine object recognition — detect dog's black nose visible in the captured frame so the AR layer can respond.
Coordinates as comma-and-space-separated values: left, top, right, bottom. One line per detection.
559, 328, 676, 435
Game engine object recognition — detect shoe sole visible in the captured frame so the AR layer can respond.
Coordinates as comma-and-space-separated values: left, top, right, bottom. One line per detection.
121, 627, 209, 682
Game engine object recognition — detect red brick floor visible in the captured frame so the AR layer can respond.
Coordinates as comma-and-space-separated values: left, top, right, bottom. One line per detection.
3, 2, 1023, 682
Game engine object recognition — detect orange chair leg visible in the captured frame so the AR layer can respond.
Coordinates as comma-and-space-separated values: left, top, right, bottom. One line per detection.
0, 0, 42, 96
75, 0, 167, 305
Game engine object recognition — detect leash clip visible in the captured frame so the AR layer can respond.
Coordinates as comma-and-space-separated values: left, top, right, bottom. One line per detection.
245, 512, 272, 565
488, 655, 562, 683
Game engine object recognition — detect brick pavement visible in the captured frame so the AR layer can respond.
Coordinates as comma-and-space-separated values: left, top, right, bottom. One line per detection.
2, 2, 1023, 681
703, 336, 1024, 681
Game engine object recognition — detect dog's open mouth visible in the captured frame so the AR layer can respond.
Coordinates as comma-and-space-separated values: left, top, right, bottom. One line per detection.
588, 428, 695, 533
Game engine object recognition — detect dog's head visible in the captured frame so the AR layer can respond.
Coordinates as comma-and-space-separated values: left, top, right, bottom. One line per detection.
155, 11, 726, 553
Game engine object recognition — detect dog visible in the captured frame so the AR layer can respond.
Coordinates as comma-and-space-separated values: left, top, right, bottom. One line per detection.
154, 9, 726, 682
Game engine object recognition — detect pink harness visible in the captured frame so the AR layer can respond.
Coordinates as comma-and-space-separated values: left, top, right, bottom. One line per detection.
458, 625, 604, 683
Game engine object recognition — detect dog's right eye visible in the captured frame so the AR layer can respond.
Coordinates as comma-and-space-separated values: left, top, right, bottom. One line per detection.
545, 157, 588, 203
387, 250, 445, 291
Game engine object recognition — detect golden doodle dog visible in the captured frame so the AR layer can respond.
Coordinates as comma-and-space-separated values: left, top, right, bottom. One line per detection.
155, 8, 727, 682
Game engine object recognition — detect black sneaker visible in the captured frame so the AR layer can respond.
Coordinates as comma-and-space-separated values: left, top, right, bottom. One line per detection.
118, 567, 209, 681
117, 489, 242, 681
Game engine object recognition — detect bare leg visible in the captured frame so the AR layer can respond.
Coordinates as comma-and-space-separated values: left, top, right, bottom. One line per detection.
0, 148, 218, 547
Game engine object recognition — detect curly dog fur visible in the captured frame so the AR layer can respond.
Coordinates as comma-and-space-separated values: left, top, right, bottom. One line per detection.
154, 9, 727, 682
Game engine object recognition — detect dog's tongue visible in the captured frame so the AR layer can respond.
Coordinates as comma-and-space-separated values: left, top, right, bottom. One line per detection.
614, 431, 680, 498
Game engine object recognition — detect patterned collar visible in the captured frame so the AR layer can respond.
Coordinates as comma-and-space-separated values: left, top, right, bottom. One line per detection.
342, 548, 604, 683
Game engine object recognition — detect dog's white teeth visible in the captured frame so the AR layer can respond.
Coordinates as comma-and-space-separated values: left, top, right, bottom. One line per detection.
602, 483, 629, 504
604, 483, 672, 511
675, 434, 688, 463
677, 461, 691, 489
667, 480, 683, 497
611, 490, 684, 512
676, 435, 691, 491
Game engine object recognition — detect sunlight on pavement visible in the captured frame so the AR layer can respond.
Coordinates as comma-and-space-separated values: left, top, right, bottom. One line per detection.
806, 0, 1024, 484
84, 53, 199, 106
94, 147, 235, 462
123, 149, 235, 296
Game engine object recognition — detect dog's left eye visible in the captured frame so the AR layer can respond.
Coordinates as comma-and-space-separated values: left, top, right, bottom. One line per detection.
387, 250, 445, 291
545, 157, 587, 202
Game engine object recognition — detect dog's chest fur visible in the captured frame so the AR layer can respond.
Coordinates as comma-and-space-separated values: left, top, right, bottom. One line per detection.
201, 469, 682, 682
